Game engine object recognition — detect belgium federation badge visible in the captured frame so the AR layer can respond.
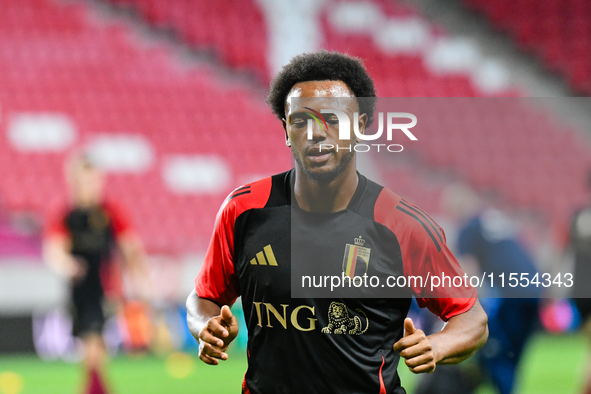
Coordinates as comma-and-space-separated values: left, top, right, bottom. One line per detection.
342, 236, 371, 279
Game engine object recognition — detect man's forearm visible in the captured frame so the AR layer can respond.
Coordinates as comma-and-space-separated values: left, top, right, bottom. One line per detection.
186, 289, 221, 338
429, 299, 488, 365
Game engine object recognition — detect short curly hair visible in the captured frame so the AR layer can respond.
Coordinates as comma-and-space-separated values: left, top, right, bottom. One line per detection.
267, 50, 377, 125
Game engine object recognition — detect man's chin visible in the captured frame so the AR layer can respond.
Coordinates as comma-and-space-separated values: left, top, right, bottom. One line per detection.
294, 151, 354, 184
305, 167, 339, 183
297, 161, 343, 183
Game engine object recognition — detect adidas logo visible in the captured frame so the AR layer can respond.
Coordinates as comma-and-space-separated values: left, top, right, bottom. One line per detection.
250, 245, 278, 266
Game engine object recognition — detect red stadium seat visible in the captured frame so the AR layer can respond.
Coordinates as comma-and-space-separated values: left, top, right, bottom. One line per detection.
466, 0, 591, 95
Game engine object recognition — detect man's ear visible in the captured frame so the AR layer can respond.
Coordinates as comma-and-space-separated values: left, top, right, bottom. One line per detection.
356, 113, 368, 142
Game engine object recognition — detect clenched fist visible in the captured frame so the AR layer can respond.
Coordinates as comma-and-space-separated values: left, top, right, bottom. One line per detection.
198, 305, 239, 365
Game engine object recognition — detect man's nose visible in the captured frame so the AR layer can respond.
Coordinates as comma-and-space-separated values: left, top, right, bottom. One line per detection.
308, 119, 327, 141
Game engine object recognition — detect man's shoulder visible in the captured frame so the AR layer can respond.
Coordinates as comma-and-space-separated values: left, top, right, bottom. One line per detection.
459, 213, 483, 232
100, 199, 128, 217
216, 170, 291, 223
373, 186, 444, 248
43, 199, 73, 238
372, 185, 407, 228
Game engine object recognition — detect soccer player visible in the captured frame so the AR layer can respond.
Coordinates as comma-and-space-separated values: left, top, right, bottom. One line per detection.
186, 51, 488, 393
43, 155, 146, 394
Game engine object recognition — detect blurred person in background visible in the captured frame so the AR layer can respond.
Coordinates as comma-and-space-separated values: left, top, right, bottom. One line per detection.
43, 154, 147, 394
431, 182, 541, 394
567, 170, 591, 394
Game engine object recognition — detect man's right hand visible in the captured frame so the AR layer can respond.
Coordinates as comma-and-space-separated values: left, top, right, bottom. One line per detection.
198, 305, 239, 365
65, 256, 88, 283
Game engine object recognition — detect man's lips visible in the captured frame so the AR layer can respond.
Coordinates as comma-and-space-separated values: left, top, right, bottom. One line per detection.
307, 146, 333, 156
306, 146, 333, 163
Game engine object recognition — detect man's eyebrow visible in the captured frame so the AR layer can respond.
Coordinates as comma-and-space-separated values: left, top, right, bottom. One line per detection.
289, 112, 313, 120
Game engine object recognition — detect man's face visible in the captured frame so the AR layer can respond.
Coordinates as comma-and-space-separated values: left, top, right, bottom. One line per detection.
68, 161, 105, 206
283, 80, 367, 183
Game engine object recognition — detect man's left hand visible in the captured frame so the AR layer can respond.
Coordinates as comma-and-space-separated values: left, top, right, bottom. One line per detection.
393, 317, 438, 374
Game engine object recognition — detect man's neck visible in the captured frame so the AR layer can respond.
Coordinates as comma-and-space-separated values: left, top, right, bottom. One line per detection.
293, 164, 359, 213
72, 196, 101, 209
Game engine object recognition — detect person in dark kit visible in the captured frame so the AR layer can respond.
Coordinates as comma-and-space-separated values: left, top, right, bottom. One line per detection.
186, 51, 489, 393
43, 155, 146, 394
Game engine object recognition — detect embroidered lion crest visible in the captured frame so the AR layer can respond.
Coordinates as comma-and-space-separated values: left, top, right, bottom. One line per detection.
321, 302, 369, 335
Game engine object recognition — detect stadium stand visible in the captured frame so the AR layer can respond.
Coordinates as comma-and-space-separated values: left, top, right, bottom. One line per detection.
465, 0, 591, 95
0, 0, 589, 256
0, 0, 288, 254
101, 0, 590, 226
106, 0, 270, 83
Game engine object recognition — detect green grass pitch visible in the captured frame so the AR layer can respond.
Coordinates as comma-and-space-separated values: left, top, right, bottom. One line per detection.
0, 334, 588, 394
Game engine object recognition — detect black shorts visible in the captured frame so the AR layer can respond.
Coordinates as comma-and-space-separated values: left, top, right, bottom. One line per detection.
71, 284, 105, 337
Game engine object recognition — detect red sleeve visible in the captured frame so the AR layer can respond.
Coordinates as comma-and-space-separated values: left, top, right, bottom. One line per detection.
103, 200, 134, 239
375, 189, 477, 322
44, 204, 70, 239
195, 177, 272, 307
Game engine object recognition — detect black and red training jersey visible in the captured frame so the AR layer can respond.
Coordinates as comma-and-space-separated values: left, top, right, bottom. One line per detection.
45, 200, 133, 298
195, 170, 476, 394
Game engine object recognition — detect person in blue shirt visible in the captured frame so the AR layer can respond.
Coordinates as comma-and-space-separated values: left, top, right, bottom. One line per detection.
443, 183, 540, 394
